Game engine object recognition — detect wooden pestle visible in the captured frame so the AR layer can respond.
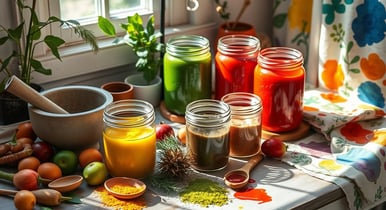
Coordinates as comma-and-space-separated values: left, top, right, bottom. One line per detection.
5, 76, 69, 114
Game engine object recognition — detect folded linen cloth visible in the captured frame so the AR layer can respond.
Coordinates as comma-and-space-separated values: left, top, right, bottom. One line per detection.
281, 89, 386, 210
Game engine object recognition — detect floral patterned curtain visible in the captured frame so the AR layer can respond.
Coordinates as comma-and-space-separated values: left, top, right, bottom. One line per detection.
273, 0, 386, 111
273, 1, 386, 209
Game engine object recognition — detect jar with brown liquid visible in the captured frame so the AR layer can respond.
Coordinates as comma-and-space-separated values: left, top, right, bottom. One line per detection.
185, 99, 231, 171
221, 92, 262, 157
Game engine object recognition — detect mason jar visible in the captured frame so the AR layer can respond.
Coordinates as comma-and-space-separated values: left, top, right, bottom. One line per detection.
221, 92, 262, 157
164, 35, 212, 115
185, 99, 231, 171
254, 47, 305, 132
215, 35, 260, 100
103, 99, 156, 178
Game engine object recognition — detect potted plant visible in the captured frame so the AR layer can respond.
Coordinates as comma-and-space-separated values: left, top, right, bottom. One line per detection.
214, 0, 259, 52
98, 13, 164, 106
0, 0, 98, 125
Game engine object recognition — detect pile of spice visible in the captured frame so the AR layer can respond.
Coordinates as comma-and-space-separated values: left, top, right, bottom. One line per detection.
94, 186, 146, 210
110, 184, 144, 195
179, 178, 229, 207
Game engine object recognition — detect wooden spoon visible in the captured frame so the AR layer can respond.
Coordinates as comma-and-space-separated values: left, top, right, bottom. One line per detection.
224, 153, 264, 190
5, 76, 69, 114
48, 175, 83, 193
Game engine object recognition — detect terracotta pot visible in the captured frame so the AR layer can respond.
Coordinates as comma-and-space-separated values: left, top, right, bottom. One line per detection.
215, 22, 257, 52
101, 82, 134, 102
217, 22, 257, 38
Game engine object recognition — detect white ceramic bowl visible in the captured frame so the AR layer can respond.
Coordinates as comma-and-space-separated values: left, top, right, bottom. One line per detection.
28, 85, 113, 149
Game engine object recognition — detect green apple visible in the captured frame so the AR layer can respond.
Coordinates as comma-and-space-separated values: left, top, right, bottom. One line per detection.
83, 161, 108, 186
53, 150, 78, 175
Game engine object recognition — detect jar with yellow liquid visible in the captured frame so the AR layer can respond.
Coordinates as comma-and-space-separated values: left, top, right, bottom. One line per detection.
103, 100, 156, 178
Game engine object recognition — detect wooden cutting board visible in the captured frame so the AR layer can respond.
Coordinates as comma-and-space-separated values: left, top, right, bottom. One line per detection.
159, 101, 186, 124
262, 121, 311, 141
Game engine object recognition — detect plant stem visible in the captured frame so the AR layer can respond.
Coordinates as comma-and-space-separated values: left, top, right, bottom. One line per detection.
0, 170, 14, 182
232, 0, 250, 29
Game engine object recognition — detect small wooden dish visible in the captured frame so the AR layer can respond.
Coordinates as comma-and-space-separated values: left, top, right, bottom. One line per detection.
104, 177, 146, 200
48, 175, 83, 193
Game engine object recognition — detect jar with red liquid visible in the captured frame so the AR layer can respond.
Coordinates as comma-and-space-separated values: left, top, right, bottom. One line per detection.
185, 99, 231, 171
215, 35, 260, 100
221, 92, 262, 158
254, 47, 305, 132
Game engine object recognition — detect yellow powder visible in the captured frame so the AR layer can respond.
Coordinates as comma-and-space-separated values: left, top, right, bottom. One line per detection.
95, 186, 146, 210
110, 184, 143, 194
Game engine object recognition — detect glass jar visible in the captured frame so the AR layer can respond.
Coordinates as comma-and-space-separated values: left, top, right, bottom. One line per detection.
164, 35, 212, 115
254, 47, 305, 132
103, 100, 156, 178
221, 92, 262, 157
215, 35, 260, 100
185, 99, 231, 171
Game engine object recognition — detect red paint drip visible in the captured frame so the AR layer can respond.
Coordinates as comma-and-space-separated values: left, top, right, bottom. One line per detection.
248, 178, 256, 183
234, 188, 272, 204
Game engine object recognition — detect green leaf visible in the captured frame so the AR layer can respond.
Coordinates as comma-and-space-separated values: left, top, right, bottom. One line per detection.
350, 55, 360, 64
31, 59, 52, 75
0, 36, 8, 45
98, 16, 116, 36
347, 41, 353, 52
48, 16, 62, 23
146, 16, 155, 35
30, 25, 41, 40
1, 51, 17, 71
44, 35, 65, 60
7, 23, 24, 41
349, 68, 360, 73
273, 13, 287, 28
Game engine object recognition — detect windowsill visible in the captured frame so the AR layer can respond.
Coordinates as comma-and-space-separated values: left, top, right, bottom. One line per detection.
32, 22, 218, 87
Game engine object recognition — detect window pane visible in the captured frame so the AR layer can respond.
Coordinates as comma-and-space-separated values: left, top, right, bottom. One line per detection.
110, 0, 141, 11
59, 0, 97, 20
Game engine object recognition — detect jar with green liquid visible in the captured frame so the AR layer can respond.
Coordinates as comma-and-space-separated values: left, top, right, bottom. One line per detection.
164, 35, 212, 115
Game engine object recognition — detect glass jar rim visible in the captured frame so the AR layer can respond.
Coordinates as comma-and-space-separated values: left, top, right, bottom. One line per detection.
221, 92, 262, 115
258, 47, 303, 68
166, 35, 210, 57
217, 35, 260, 55
103, 99, 155, 128
185, 99, 231, 127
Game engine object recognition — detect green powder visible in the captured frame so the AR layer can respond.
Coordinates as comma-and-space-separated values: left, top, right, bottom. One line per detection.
179, 178, 229, 207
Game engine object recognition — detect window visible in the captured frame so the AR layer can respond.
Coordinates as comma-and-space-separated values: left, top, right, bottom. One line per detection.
29, 0, 215, 86
48, 0, 153, 45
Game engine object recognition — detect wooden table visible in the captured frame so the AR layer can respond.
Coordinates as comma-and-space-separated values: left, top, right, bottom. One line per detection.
0, 109, 348, 209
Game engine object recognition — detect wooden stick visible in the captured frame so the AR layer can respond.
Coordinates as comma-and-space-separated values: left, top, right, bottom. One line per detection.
232, 0, 251, 29
5, 76, 69, 114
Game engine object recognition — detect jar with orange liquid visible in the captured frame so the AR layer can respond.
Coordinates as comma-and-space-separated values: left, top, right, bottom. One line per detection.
254, 47, 305, 132
103, 100, 156, 178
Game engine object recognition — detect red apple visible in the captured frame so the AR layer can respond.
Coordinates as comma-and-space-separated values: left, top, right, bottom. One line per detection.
261, 138, 287, 158
31, 141, 55, 162
156, 122, 175, 141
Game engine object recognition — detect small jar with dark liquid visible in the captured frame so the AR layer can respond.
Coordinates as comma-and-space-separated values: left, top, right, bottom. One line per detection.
185, 99, 231, 171
222, 92, 262, 158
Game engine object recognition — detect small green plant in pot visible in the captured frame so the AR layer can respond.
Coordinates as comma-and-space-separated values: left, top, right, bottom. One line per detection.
0, 0, 98, 124
98, 13, 164, 84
